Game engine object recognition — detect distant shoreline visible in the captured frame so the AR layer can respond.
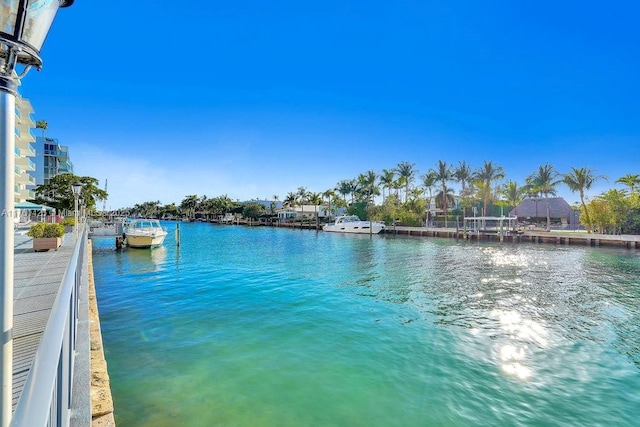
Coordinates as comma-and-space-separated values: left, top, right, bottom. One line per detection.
191, 219, 640, 250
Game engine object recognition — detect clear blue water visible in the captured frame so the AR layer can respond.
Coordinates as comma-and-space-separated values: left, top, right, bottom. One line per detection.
91, 222, 640, 426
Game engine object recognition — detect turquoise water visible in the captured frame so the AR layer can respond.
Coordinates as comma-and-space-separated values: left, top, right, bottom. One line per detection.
91, 223, 640, 426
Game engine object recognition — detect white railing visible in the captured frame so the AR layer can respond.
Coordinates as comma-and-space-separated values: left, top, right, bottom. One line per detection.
11, 227, 87, 427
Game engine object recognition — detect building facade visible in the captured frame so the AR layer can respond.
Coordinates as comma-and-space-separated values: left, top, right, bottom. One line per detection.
14, 94, 37, 203
13, 89, 74, 204
29, 136, 73, 186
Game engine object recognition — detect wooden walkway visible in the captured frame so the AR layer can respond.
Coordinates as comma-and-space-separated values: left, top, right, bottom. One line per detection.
12, 232, 75, 409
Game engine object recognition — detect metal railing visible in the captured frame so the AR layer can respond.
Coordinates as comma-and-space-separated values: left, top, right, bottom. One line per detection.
11, 227, 87, 427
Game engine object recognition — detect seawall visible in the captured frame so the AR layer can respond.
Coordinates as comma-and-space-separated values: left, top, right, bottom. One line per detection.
87, 241, 116, 426
209, 220, 640, 249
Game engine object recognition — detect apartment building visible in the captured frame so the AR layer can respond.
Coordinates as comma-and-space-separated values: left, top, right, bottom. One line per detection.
30, 136, 74, 186
14, 94, 37, 203
14, 90, 74, 203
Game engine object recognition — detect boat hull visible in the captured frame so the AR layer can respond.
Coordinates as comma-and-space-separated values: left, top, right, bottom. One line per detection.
125, 232, 167, 248
323, 222, 385, 234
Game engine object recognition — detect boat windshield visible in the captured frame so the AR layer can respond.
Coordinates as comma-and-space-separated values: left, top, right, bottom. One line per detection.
337, 216, 360, 223
129, 220, 161, 229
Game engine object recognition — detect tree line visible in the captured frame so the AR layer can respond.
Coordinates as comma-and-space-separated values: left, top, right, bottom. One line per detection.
122, 161, 640, 235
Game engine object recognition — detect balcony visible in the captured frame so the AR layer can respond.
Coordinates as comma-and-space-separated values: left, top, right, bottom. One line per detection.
19, 188, 35, 200
18, 144, 36, 157
15, 156, 36, 171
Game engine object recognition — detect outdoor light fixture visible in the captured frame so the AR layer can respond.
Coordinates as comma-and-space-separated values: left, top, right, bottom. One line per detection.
71, 180, 83, 196
1, 0, 74, 89
1, 2, 74, 425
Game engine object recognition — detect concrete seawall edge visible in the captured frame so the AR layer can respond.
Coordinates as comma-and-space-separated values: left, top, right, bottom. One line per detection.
88, 241, 116, 426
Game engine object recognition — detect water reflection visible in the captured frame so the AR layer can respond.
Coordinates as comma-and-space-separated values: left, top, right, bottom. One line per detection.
107, 246, 168, 276
342, 238, 640, 381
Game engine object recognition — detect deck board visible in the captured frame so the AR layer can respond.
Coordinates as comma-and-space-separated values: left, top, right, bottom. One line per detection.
11, 233, 75, 410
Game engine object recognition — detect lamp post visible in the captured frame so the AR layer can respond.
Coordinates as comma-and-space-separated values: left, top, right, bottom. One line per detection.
79, 195, 84, 220
71, 181, 82, 241
1, 3, 74, 423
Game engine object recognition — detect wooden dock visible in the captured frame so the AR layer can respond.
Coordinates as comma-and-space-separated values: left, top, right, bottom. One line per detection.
12, 232, 76, 408
209, 219, 640, 248
383, 225, 640, 249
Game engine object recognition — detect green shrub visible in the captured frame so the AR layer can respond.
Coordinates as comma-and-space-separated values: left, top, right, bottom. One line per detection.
28, 222, 65, 238
27, 222, 46, 238
397, 212, 424, 227
43, 223, 65, 238
62, 217, 75, 226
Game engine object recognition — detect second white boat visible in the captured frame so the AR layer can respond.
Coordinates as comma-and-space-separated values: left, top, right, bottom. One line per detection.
323, 215, 386, 234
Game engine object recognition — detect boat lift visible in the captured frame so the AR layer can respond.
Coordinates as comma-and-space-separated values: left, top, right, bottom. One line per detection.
463, 216, 518, 242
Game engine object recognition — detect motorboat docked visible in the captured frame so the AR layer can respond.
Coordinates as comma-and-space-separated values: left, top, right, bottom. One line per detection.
323, 215, 386, 234
124, 219, 168, 248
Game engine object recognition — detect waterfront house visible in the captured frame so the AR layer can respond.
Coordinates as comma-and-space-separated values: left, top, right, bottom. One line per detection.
276, 205, 333, 222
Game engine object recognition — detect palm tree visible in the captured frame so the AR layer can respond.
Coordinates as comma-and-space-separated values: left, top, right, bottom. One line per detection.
527, 164, 561, 231
323, 189, 338, 220
359, 170, 378, 201
501, 180, 525, 218
358, 171, 379, 220
270, 194, 279, 215
616, 174, 640, 194
348, 178, 361, 205
563, 167, 606, 233
435, 185, 455, 226
180, 194, 199, 219
421, 171, 437, 226
453, 161, 473, 196
35, 120, 48, 138
284, 192, 296, 208
336, 180, 353, 205
308, 192, 323, 229
474, 161, 505, 216
432, 160, 453, 227
395, 161, 416, 203
297, 187, 308, 222
379, 169, 395, 204
198, 195, 209, 220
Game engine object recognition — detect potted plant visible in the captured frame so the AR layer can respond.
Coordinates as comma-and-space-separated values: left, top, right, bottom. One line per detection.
27, 222, 65, 252
62, 217, 75, 233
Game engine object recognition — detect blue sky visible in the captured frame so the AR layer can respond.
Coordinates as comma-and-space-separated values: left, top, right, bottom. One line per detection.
21, 0, 640, 209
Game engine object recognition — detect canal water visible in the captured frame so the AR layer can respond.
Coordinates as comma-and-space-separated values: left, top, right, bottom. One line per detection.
91, 222, 640, 426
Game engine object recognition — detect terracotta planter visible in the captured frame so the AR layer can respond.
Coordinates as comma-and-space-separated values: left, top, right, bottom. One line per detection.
33, 237, 62, 252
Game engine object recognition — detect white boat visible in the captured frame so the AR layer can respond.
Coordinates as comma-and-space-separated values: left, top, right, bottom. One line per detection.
323, 215, 386, 234
124, 219, 168, 248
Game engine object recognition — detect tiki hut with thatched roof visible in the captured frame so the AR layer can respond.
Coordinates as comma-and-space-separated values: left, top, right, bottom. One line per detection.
509, 197, 580, 229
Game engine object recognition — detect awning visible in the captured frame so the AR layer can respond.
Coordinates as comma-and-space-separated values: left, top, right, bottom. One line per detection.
14, 201, 55, 212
